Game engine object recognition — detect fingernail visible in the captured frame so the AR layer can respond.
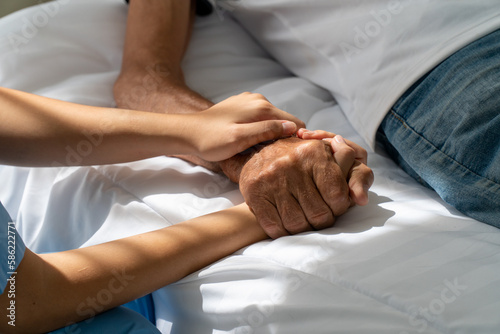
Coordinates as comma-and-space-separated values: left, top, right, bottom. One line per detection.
334, 135, 346, 144
282, 121, 297, 134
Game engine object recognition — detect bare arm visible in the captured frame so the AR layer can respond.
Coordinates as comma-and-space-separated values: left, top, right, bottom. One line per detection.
114, 0, 230, 171
113, 0, 374, 238
114, 0, 211, 114
0, 204, 266, 333
0, 87, 299, 166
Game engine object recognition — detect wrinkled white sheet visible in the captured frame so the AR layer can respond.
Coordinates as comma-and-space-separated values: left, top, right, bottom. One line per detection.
0, 1, 499, 333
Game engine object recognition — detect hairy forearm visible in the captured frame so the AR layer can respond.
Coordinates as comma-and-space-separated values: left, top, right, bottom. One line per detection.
112, 0, 299, 177
114, 0, 219, 171
121, 0, 193, 76
4, 204, 266, 333
115, 0, 212, 112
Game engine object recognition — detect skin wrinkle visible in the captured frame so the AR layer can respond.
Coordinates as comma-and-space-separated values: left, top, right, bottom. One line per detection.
239, 137, 353, 237
295, 161, 334, 229
313, 141, 350, 216
113, 0, 373, 239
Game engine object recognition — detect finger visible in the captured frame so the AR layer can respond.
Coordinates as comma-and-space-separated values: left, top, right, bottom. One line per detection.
248, 199, 289, 239
314, 157, 351, 217
348, 161, 374, 206
266, 108, 305, 129
297, 129, 336, 140
325, 135, 356, 178
344, 138, 368, 165
275, 194, 312, 235
235, 120, 297, 153
295, 184, 335, 230
296, 129, 368, 165
243, 95, 305, 129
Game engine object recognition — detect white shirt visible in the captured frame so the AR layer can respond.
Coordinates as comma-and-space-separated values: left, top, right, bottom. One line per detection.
224, 0, 500, 148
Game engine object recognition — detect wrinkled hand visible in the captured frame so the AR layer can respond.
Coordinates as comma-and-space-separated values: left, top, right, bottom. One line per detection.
297, 128, 373, 206
192, 93, 304, 161
232, 136, 373, 239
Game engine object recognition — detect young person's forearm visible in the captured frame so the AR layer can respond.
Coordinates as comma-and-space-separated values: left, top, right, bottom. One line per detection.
0, 87, 300, 168
5, 204, 266, 333
0, 87, 196, 166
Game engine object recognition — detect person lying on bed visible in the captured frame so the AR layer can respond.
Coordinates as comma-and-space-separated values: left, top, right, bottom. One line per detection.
116, 0, 500, 228
0, 87, 371, 333
115, 0, 375, 240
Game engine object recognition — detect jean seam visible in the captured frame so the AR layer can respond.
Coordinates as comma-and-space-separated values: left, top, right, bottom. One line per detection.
387, 108, 500, 189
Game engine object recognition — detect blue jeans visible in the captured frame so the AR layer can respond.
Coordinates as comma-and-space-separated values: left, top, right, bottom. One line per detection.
377, 28, 500, 228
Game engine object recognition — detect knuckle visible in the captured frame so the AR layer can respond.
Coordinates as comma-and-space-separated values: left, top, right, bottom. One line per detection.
226, 126, 240, 141
283, 218, 309, 234
266, 154, 298, 173
359, 147, 368, 158
241, 173, 276, 198
242, 177, 264, 195
362, 163, 374, 175
255, 100, 273, 113
340, 145, 356, 159
356, 163, 374, 181
259, 218, 285, 239
258, 217, 276, 230
294, 140, 325, 159
328, 187, 351, 214
239, 91, 253, 98
251, 92, 266, 100
307, 210, 334, 229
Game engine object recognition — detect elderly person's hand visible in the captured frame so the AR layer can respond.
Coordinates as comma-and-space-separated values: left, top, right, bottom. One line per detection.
297, 128, 373, 206
113, 0, 373, 239
220, 135, 374, 239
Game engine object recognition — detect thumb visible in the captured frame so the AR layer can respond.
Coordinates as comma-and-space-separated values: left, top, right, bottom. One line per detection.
280, 121, 298, 136
250, 120, 297, 140
237, 120, 297, 151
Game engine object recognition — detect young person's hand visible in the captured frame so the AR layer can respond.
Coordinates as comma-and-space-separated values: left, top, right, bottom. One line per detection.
190, 92, 305, 161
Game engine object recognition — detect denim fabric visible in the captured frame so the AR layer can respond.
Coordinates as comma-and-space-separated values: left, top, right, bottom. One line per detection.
377, 28, 500, 228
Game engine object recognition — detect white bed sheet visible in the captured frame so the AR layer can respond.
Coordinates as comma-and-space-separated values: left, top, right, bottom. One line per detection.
0, 1, 499, 333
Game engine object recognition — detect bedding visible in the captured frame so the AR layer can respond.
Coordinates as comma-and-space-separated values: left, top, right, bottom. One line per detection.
224, 0, 500, 149
1, 1, 499, 333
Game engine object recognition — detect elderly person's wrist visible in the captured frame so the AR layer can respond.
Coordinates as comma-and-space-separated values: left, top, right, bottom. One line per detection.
113, 66, 213, 114
217, 142, 267, 183
114, 63, 182, 108
218, 155, 249, 184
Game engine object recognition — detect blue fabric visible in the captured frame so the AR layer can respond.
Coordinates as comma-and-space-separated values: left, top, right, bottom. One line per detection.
49, 306, 161, 334
0, 204, 157, 332
0, 202, 25, 294
122, 293, 156, 325
377, 28, 500, 227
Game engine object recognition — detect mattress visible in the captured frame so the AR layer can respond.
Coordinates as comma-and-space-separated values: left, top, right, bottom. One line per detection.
0, 1, 499, 333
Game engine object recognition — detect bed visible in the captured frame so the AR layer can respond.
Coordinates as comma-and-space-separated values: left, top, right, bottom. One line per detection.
1, 1, 499, 333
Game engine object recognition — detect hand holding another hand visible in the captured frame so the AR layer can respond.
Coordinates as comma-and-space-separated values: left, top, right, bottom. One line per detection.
191, 92, 305, 162
224, 133, 373, 239
297, 128, 373, 206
